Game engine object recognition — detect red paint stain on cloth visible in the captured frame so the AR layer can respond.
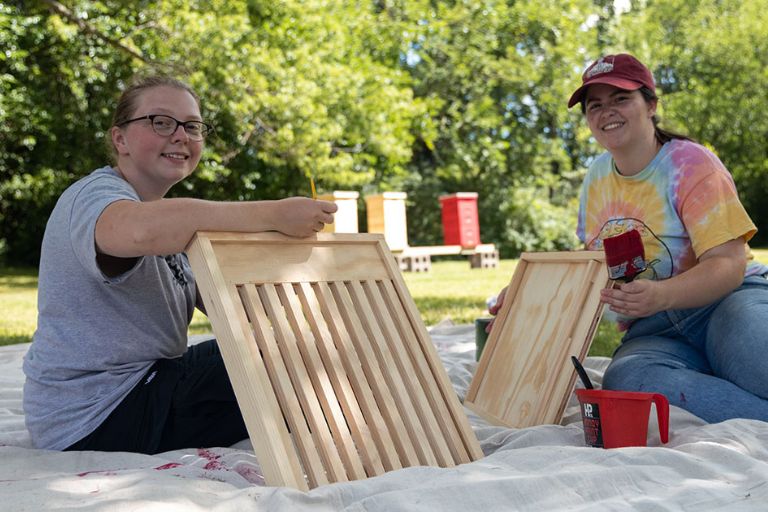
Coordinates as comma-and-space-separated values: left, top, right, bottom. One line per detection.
197, 448, 225, 471
154, 462, 183, 470
234, 463, 265, 485
77, 470, 118, 477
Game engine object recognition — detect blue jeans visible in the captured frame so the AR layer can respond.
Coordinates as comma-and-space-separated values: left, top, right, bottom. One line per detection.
603, 275, 768, 423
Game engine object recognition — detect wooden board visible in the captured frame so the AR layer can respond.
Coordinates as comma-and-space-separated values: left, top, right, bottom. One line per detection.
186, 232, 482, 490
465, 251, 610, 428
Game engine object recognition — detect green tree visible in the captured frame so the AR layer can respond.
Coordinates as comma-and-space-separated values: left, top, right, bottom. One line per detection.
0, 0, 426, 264
15, 0, 762, 266
0, 1, 138, 265
609, 0, 768, 243
394, 0, 597, 254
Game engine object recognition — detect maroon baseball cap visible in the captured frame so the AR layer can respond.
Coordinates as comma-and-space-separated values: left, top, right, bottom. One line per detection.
567, 54, 655, 108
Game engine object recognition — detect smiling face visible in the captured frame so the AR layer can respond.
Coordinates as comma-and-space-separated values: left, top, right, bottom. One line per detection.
111, 85, 204, 200
584, 83, 657, 154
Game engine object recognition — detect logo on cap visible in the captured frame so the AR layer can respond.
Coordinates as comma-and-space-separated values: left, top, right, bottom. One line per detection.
586, 57, 614, 79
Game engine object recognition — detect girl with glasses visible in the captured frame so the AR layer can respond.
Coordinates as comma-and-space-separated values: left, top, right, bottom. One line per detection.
22, 75, 338, 453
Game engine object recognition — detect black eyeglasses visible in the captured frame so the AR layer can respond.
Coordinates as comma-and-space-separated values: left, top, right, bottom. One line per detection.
119, 114, 213, 141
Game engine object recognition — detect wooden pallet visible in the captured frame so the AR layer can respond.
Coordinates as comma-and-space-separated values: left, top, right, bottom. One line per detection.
186, 232, 482, 490
465, 251, 610, 428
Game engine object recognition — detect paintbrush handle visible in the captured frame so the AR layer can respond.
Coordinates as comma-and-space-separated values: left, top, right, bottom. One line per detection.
571, 355, 594, 389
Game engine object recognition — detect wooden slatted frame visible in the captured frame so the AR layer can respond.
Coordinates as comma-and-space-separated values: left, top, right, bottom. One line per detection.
465, 251, 611, 428
186, 232, 482, 490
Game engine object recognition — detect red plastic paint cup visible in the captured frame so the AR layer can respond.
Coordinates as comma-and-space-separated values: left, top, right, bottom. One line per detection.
575, 389, 669, 448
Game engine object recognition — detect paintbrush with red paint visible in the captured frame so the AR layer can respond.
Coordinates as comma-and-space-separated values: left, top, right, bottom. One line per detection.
603, 228, 647, 282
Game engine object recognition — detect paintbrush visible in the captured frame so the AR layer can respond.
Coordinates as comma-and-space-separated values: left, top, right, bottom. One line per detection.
571, 355, 594, 389
602, 228, 646, 282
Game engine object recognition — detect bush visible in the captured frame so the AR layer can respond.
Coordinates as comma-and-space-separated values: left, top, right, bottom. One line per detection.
497, 186, 580, 256
0, 168, 74, 266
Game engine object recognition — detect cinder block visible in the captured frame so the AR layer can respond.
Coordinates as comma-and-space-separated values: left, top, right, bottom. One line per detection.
470, 250, 499, 269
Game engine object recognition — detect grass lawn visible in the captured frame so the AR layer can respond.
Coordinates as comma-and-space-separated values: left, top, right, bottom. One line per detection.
2, 260, 523, 341
0, 268, 40, 346
5, 248, 768, 356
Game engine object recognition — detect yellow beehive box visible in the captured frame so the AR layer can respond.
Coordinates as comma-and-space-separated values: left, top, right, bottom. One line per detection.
318, 191, 360, 234
365, 192, 408, 251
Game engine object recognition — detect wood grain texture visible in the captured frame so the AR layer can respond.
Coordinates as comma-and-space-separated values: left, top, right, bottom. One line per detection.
465, 251, 610, 428
186, 232, 481, 489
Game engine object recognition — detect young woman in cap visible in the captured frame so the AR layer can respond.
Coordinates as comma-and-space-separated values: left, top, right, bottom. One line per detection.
23, 76, 338, 453
567, 53, 768, 422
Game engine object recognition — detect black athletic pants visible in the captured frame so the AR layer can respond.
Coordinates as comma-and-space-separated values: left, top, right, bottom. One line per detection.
65, 339, 248, 454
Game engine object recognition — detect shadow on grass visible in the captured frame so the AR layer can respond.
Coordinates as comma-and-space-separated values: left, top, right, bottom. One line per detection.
0, 334, 32, 346
0, 267, 39, 290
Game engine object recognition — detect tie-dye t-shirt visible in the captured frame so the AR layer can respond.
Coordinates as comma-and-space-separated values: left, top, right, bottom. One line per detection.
577, 139, 767, 281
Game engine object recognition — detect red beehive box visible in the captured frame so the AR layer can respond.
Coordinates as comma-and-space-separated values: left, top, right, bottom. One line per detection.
439, 192, 481, 248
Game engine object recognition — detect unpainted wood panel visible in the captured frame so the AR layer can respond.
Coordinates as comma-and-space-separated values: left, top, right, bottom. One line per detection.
186, 232, 482, 489
212, 240, 389, 284
466, 251, 609, 428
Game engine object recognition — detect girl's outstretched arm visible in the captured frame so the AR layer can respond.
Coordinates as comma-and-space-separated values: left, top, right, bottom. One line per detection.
95, 197, 337, 257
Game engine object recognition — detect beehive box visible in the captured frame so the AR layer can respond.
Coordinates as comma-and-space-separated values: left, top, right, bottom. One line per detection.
439, 192, 480, 248
365, 192, 408, 251
318, 191, 360, 234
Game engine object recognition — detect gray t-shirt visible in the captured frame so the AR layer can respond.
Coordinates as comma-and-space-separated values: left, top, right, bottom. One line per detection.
23, 166, 197, 450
